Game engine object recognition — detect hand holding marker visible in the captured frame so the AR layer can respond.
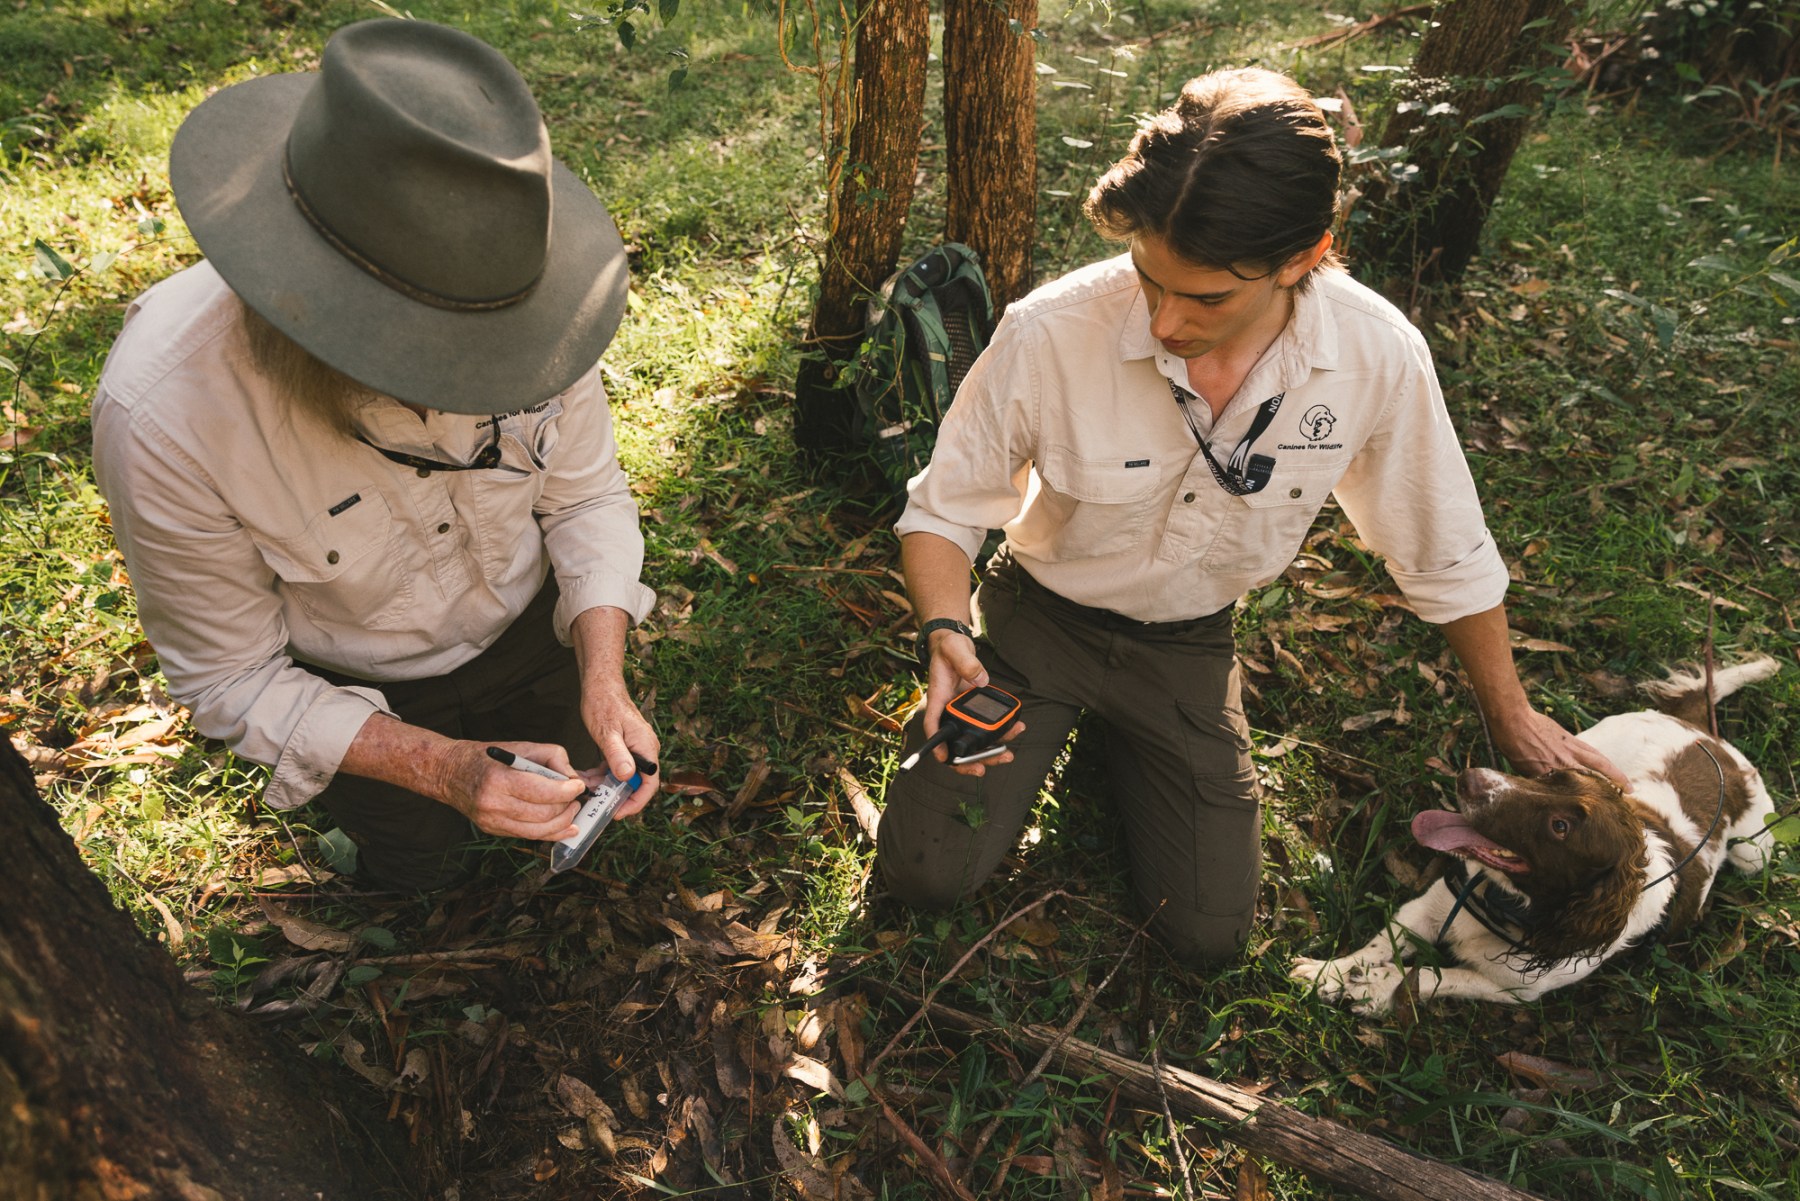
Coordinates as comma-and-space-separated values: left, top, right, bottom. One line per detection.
486, 746, 658, 874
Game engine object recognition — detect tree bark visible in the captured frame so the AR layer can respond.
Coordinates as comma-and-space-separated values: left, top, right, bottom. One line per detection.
943, 0, 1039, 311
1359, 0, 1575, 290
0, 738, 410, 1201
793, 0, 929, 458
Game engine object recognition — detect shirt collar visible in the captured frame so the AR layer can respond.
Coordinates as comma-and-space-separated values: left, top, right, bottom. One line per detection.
1113, 264, 1344, 382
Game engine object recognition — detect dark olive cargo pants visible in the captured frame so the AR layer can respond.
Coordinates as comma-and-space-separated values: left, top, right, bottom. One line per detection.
877, 554, 1260, 965
307, 578, 596, 891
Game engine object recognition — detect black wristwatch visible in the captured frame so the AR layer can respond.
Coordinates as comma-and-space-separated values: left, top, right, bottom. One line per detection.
915, 617, 974, 670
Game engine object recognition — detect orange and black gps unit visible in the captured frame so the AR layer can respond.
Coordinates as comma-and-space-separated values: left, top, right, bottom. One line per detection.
901, 685, 1022, 770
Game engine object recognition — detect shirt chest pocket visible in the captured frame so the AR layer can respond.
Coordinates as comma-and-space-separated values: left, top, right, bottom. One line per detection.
501, 399, 563, 469
1032, 445, 1164, 559
251, 491, 417, 631
1201, 461, 1344, 575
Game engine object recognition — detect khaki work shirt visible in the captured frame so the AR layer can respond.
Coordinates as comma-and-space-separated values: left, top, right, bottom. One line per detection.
897, 256, 1509, 624
92, 263, 654, 810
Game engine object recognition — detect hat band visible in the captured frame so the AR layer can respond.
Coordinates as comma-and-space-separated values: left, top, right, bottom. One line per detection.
281, 148, 540, 313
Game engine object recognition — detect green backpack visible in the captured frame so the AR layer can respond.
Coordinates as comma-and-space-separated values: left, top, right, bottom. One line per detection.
852, 243, 997, 494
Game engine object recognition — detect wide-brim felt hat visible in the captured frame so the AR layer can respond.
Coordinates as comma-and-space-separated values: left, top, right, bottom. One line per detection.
170, 18, 628, 414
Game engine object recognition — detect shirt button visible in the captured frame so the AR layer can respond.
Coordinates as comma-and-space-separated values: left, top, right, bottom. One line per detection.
1183, 492, 1195, 503
1289, 487, 1303, 499
417, 467, 430, 478
326, 550, 340, 565
437, 522, 450, 534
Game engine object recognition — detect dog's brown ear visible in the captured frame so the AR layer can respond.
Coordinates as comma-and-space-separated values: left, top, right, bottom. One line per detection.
1519, 861, 1646, 968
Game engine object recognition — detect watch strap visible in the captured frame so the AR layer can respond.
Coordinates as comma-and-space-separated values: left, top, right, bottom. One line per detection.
915, 617, 974, 668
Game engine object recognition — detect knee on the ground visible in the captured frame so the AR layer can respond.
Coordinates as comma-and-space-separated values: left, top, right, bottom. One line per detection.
876, 846, 978, 911
354, 837, 478, 894
1148, 901, 1251, 968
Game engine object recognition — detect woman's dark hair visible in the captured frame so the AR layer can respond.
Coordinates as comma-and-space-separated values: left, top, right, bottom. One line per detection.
1085, 68, 1342, 286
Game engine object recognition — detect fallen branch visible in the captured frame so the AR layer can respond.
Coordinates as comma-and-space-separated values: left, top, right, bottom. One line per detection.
1288, 4, 1432, 49
891, 994, 1549, 1201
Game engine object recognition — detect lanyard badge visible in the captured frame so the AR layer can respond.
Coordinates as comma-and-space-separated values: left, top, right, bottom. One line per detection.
1168, 379, 1284, 496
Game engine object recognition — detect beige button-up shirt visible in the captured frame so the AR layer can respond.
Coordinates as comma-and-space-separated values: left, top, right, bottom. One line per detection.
897, 255, 1509, 624
92, 263, 654, 810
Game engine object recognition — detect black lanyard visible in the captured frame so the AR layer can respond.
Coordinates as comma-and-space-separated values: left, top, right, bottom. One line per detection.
1168, 379, 1284, 496
355, 421, 510, 474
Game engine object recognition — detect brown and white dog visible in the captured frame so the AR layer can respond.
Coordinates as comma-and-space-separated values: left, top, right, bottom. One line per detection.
1291, 658, 1781, 1013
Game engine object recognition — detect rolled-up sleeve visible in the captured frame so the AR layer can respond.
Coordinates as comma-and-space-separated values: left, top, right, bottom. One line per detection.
92, 387, 392, 810
533, 370, 656, 641
1329, 337, 1510, 624
894, 315, 1037, 560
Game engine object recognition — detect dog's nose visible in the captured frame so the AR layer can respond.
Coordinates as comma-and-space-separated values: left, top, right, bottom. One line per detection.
1458, 768, 1509, 807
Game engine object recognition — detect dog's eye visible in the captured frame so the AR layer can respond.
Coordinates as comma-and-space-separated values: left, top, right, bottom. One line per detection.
1550, 817, 1571, 838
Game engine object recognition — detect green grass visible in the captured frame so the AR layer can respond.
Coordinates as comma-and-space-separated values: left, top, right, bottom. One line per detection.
5, 1, 1799, 1198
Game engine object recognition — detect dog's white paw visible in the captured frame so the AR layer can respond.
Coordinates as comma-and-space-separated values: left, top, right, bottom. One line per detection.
1339, 963, 1406, 1016
1288, 957, 1329, 985
1292, 956, 1403, 1015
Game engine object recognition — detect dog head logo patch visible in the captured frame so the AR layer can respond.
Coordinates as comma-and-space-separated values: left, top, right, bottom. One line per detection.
1299, 404, 1336, 441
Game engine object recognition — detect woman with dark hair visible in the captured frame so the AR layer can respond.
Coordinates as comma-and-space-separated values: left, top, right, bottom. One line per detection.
876, 68, 1619, 967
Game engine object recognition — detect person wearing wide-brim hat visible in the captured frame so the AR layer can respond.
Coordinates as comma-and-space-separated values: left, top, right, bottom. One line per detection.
92, 18, 660, 890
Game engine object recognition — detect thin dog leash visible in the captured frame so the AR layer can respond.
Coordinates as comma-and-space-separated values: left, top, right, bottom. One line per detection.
1432, 744, 1728, 955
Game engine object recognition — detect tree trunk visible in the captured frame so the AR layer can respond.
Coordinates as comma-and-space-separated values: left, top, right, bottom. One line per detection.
0, 738, 410, 1201
1358, 0, 1574, 290
943, 0, 1039, 311
793, 0, 929, 459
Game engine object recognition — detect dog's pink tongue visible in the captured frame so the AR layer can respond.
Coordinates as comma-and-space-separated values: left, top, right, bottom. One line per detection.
1411, 809, 1507, 855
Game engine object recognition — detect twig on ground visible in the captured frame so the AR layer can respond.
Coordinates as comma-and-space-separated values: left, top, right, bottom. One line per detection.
1148, 1014, 1197, 1201
1706, 593, 1720, 739
1690, 563, 1790, 613
778, 699, 885, 740
772, 563, 896, 579
1286, 4, 1432, 50
271, 811, 326, 888
865, 888, 1070, 1078
964, 904, 1159, 1192
862, 1076, 978, 1201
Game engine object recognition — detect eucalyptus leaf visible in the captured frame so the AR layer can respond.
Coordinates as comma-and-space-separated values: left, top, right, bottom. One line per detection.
316, 827, 358, 874
1650, 305, 1677, 349
32, 239, 75, 282
1469, 103, 1528, 125
1687, 254, 1737, 274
